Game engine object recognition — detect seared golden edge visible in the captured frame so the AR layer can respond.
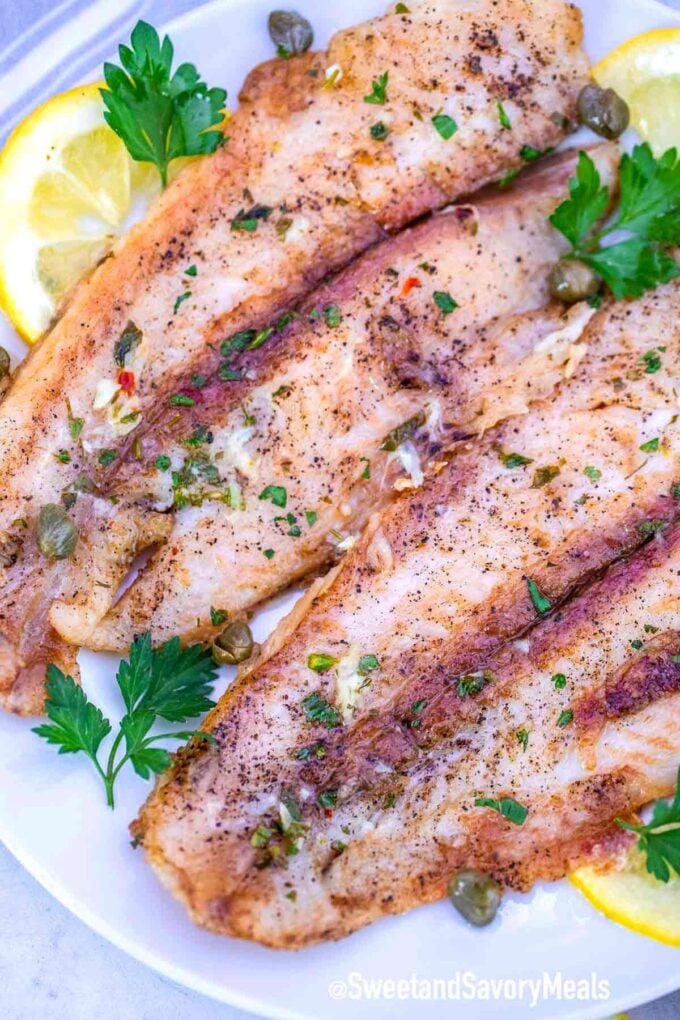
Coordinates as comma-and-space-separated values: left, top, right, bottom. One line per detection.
92, 147, 617, 651
0, 0, 589, 713
134, 280, 680, 947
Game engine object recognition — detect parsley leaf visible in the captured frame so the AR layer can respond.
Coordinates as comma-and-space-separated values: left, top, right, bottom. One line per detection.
549, 145, 680, 299
364, 72, 388, 105
33, 634, 217, 807
617, 767, 680, 882
101, 20, 227, 187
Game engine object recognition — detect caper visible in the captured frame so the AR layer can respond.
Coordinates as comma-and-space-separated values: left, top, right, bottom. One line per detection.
577, 84, 630, 140
0, 346, 10, 379
268, 10, 313, 57
548, 259, 600, 304
212, 620, 254, 665
37, 503, 79, 560
448, 869, 502, 927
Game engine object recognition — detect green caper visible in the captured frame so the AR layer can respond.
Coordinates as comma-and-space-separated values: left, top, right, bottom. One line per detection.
0, 346, 10, 379
37, 503, 79, 560
448, 869, 502, 927
549, 259, 600, 304
212, 620, 254, 666
577, 84, 630, 140
268, 10, 313, 57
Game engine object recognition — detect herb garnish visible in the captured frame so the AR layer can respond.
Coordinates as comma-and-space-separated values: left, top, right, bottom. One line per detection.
584, 465, 601, 482
308, 653, 337, 673
98, 448, 117, 467
302, 691, 341, 728
527, 577, 551, 615
364, 72, 388, 105
433, 290, 458, 314
640, 437, 660, 453
259, 484, 287, 508
432, 114, 457, 140
33, 633, 216, 808
497, 101, 511, 130
499, 450, 533, 469
173, 291, 191, 314
101, 21, 226, 188
370, 122, 390, 141
549, 146, 680, 299
617, 766, 680, 882
475, 795, 528, 825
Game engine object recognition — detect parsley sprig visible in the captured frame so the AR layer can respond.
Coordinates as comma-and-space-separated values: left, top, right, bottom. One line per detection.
101, 21, 227, 187
33, 633, 217, 807
616, 767, 680, 882
549, 145, 680, 299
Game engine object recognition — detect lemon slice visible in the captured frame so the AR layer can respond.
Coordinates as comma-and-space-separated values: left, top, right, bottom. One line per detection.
0, 83, 162, 342
593, 28, 680, 153
571, 846, 680, 947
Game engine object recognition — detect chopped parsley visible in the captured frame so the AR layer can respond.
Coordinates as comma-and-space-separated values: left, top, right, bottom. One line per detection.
55, 449, 71, 464
500, 450, 533, 469
475, 795, 528, 826
154, 455, 171, 470
527, 577, 551, 615
433, 290, 458, 314
324, 304, 342, 327
304, 510, 318, 527
357, 654, 380, 674
370, 121, 390, 141
364, 71, 388, 105
169, 393, 195, 407
531, 465, 560, 488
640, 437, 660, 453
517, 729, 529, 752
318, 789, 338, 810
497, 101, 511, 130
302, 691, 341, 728
641, 349, 663, 374
520, 144, 542, 162
210, 607, 228, 627
263, 548, 275, 559
114, 321, 142, 367
552, 673, 567, 690
616, 766, 680, 882
173, 291, 191, 315
638, 519, 666, 537
557, 709, 573, 728
631, 639, 644, 650
432, 114, 457, 140
584, 465, 602, 482
307, 652, 337, 673
184, 264, 197, 277
69, 417, 85, 441
457, 670, 494, 699
259, 484, 287, 508
360, 457, 371, 479
98, 448, 117, 467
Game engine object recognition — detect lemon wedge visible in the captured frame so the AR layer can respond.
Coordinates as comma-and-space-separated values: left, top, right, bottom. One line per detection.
0, 83, 162, 342
593, 28, 680, 153
571, 846, 680, 947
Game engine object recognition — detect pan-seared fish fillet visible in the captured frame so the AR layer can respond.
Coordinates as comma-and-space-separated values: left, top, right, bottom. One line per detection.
0, 0, 589, 713
134, 281, 680, 946
92, 149, 617, 652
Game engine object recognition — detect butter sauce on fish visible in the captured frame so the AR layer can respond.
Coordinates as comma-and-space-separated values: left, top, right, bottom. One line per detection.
133, 280, 680, 946
0, 0, 590, 713
91, 149, 616, 652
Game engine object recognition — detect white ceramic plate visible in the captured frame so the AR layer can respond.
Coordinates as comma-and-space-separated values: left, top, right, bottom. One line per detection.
1, 0, 680, 1017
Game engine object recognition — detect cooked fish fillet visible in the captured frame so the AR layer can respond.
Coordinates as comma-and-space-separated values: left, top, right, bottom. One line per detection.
0, 0, 589, 713
91, 149, 618, 652
134, 280, 680, 946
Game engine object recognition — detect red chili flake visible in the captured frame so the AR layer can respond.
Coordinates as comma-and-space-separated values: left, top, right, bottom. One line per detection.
117, 370, 136, 395
400, 276, 422, 298
324, 808, 334, 818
